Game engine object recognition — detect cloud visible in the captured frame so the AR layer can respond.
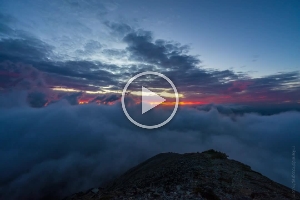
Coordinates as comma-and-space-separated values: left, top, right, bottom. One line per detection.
0, 13, 15, 36
0, 61, 48, 92
0, 38, 53, 62
27, 91, 49, 108
121, 28, 300, 103
75, 40, 103, 56
196, 103, 300, 115
0, 93, 299, 199
123, 30, 199, 70
0, 13, 299, 104
0, 2, 299, 199
104, 21, 133, 37
90, 94, 121, 105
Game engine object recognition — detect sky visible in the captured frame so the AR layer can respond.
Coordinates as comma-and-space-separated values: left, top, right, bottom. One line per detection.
0, 1, 299, 199
0, 0, 299, 106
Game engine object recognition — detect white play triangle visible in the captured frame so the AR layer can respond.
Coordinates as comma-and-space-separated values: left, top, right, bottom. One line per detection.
142, 86, 166, 114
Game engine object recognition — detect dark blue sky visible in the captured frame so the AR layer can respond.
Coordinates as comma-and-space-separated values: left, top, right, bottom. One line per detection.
0, 0, 299, 104
116, 0, 300, 76
1, 0, 299, 76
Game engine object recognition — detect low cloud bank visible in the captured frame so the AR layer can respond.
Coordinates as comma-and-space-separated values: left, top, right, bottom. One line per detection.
0, 92, 299, 199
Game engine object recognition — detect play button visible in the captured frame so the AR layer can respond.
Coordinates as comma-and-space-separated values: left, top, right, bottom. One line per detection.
121, 71, 179, 129
142, 86, 166, 114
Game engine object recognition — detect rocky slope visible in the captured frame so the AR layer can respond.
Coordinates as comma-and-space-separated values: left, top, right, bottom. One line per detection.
65, 150, 299, 200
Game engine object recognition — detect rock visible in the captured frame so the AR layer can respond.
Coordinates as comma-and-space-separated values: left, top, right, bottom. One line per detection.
66, 150, 300, 200
91, 188, 99, 194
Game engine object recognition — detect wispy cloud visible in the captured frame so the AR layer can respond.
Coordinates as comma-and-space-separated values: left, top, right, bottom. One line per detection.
0, 20, 299, 105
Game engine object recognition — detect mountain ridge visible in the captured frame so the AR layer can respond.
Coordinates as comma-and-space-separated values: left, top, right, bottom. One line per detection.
66, 150, 299, 200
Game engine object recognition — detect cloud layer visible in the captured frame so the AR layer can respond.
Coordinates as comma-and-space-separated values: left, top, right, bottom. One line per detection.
0, 93, 299, 199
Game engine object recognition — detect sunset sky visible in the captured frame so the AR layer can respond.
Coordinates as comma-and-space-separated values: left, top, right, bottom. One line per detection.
0, 0, 299, 106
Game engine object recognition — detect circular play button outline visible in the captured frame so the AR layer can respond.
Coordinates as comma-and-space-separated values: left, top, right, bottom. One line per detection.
121, 71, 179, 129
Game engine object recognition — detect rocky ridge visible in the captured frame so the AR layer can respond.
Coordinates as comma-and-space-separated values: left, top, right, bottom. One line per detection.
66, 150, 299, 200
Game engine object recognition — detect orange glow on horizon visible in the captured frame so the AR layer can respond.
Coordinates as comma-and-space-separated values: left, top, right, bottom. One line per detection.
78, 100, 205, 106
148, 101, 205, 106
78, 99, 117, 105
79, 100, 89, 104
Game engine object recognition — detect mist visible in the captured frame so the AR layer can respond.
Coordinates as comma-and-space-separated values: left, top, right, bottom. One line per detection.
0, 92, 299, 199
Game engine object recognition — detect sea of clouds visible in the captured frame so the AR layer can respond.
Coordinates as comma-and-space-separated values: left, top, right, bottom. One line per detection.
0, 92, 299, 199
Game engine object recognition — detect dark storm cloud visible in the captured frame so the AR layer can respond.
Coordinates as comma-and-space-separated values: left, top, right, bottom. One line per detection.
0, 93, 299, 199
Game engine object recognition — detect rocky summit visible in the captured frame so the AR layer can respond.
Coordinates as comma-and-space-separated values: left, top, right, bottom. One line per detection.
65, 150, 299, 200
